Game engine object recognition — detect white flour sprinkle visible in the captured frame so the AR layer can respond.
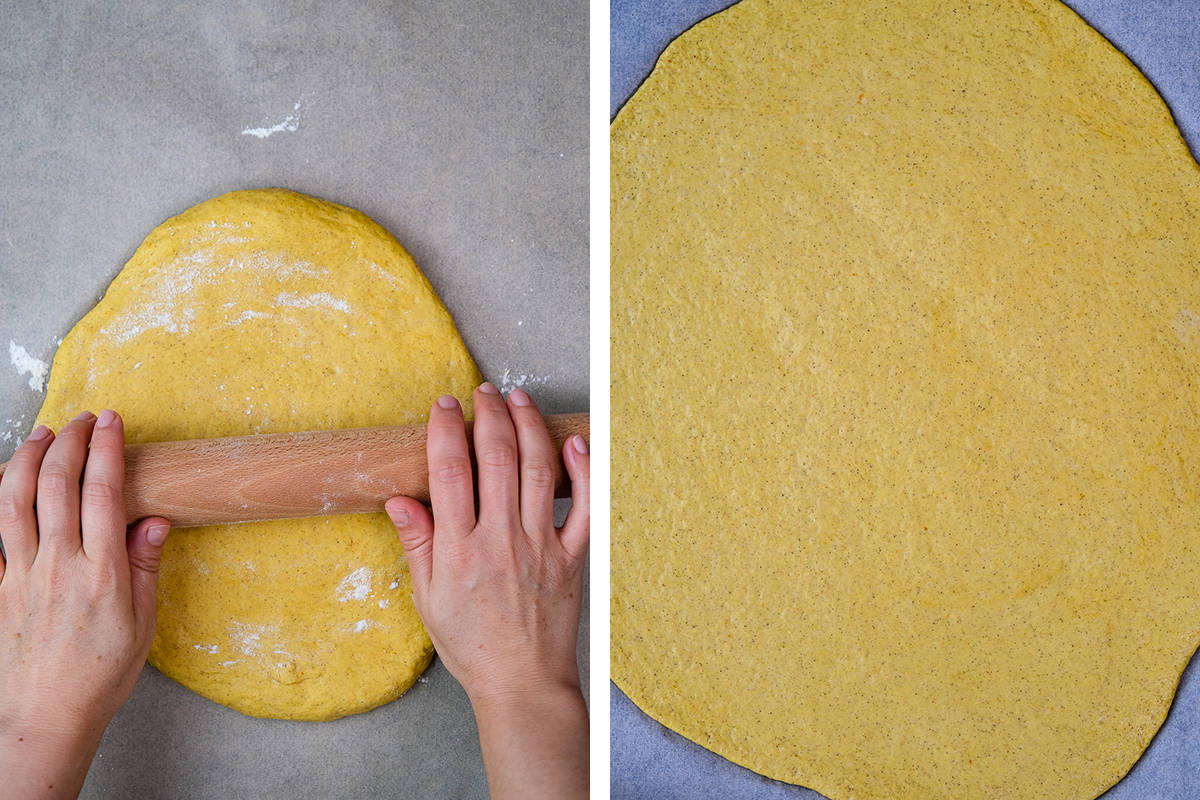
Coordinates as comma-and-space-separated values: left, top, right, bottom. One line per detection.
228, 621, 279, 656
193, 644, 219, 654
2, 414, 28, 445
98, 249, 326, 343
369, 262, 403, 291
498, 368, 551, 394
97, 253, 214, 343
276, 291, 351, 313
336, 566, 373, 602
242, 100, 302, 139
8, 341, 48, 391
228, 309, 270, 326
1175, 309, 1200, 349
378, 597, 390, 609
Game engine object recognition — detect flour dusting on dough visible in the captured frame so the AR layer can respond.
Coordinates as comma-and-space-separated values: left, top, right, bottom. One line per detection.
46, 188, 480, 721
228, 621, 279, 656
9, 341, 48, 392
242, 251, 326, 277
369, 262, 403, 290
1175, 309, 1200, 351
227, 309, 271, 326
98, 250, 329, 344
336, 567, 373, 602
276, 292, 351, 313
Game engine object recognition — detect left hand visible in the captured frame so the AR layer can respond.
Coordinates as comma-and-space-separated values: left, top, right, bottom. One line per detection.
0, 410, 170, 799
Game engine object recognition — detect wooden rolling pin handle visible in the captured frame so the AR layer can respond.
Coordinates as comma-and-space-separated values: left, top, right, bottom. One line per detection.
0, 413, 589, 529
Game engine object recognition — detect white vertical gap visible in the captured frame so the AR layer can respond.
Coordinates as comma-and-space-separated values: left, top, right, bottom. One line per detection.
588, 0, 612, 796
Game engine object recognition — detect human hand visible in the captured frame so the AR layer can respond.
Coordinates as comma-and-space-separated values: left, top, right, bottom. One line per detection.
0, 410, 170, 800
385, 382, 589, 800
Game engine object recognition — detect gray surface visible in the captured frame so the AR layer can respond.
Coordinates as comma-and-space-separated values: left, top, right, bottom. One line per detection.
611, 1, 1200, 798
0, 1, 587, 797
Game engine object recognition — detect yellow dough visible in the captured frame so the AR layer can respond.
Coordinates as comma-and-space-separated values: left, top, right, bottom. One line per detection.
38, 188, 481, 720
612, 1, 1200, 798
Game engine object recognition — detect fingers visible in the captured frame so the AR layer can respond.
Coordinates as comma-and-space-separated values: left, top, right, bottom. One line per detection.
558, 435, 590, 561
472, 382, 520, 532
426, 394, 476, 534
80, 410, 127, 563
126, 517, 169, 640
385, 496, 435, 599
507, 388, 558, 539
34, 411, 98, 564
0, 424, 55, 571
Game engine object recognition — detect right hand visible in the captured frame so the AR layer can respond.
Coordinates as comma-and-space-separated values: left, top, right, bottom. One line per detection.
384, 383, 590, 707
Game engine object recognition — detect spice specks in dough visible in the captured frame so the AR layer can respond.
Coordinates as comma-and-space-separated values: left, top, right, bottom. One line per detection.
35, 188, 480, 720
612, 1, 1200, 798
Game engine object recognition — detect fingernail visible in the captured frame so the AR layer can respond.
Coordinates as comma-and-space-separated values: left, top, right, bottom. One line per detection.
478, 382, 499, 395
571, 435, 588, 455
509, 388, 531, 407
436, 395, 459, 410
147, 524, 169, 546
388, 507, 410, 527
28, 425, 52, 441
73, 410, 96, 422
96, 409, 118, 428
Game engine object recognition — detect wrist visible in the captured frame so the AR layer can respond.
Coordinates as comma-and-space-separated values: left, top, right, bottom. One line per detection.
0, 715, 105, 798
468, 678, 589, 800
468, 675, 585, 721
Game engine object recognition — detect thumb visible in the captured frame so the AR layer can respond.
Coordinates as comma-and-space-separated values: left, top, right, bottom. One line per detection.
557, 435, 590, 562
385, 496, 435, 599
127, 517, 170, 638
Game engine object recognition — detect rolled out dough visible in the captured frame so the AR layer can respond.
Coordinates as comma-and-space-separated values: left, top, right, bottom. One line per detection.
612, 1, 1200, 798
38, 188, 482, 720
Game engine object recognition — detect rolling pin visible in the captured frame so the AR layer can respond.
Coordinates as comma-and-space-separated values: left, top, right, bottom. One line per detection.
0, 413, 588, 528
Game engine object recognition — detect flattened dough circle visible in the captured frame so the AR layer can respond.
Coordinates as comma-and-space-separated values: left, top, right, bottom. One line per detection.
611, 1, 1200, 797
38, 188, 481, 720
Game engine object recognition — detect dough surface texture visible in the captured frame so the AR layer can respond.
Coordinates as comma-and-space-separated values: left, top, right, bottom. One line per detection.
611, 1, 1200, 797
38, 188, 481, 720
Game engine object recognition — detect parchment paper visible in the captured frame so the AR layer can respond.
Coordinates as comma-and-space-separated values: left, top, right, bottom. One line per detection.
610, 1, 1200, 797
0, 2, 587, 797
